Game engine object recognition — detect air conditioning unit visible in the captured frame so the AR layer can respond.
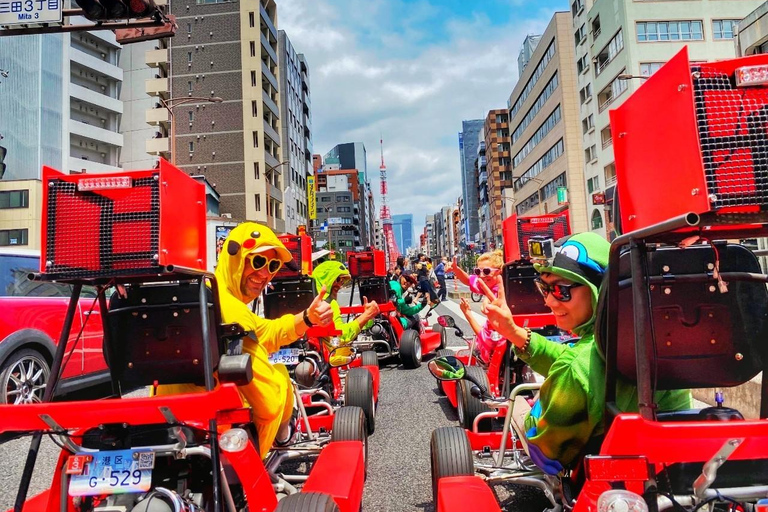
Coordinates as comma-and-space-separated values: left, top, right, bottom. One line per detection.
222, 213, 232, 219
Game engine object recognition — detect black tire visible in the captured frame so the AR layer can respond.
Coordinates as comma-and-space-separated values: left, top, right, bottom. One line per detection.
430, 427, 473, 507
457, 366, 492, 431
332, 406, 368, 474
399, 329, 422, 369
0, 348, 51, 405
432, 324, 447, 350
345, 368, 376, 435
360, 350, 378, 368
274, 492, 340, 512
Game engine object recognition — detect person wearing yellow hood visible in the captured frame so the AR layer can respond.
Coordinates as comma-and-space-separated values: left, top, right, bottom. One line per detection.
312, 260, 380, 366
156, 222, 333, 457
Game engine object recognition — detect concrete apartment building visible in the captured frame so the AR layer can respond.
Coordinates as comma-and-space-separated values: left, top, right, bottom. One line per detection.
737, 2, 768, 54
507, 12, 588, 234
482, 109, 510, 248
315, 168, 366, 255
572, 0, 763, 237
0, 30, 123, 249
155, 0, 284, 230
278, 30, 313, 235
458, 120, 484, 247
424, 214, 437, 257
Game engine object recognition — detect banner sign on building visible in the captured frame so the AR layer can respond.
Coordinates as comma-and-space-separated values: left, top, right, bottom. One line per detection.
557, 187, 568, 205
307, 176, 316, 220
0, 0, 62, 25
215, 225, 233, 261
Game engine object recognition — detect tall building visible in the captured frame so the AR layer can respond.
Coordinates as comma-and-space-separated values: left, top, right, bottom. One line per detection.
391, 213, 413, 254
324, 142, 367, 180
459, 119, 484, 246
518, 34, 542, 76
278, 30, 313, 234
506, 12, 588, 234
0, 30, 123, 249
572, 0, 763, 237
164, 0, 284, 230
315, 168, 366, 257
482, 109, 510, 248
424, 214, 437, 256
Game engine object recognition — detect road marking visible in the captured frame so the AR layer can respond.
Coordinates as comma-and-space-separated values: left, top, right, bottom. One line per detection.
438, 297, 486, 324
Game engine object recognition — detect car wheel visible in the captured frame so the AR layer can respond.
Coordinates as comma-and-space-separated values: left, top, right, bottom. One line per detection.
399, 329, 422, 369
432, 324, 447, 349
345, 368, 375, 435
430, 426, 473, 507
332, 406, 368, 476
360, 350, 378, 368
457, 366, 492, 431
0, 348, 51, 405
274, 492, 341, 512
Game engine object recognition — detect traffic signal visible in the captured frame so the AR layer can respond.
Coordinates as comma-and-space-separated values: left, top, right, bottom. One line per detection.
75, 0, 158, 22
0, 145, 6, 180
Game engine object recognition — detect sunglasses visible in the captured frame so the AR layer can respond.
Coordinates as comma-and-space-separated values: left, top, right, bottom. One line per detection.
534, 278, 583, 302
249, 254, 283, 274
473, 267, 498, 276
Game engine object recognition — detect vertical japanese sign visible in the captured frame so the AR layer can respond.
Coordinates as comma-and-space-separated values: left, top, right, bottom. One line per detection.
557, 187, 568, 205
0, 0, 62, 25
307, 176, 316, 220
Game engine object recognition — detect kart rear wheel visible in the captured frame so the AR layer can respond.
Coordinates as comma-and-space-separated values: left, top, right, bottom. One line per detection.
360, 350, 379, 368
458, 366, 492, 431
433, 349, 455, 396
345, 367, 376, 434
332, 406, 368, 475
399, 329, 422, 369
0, 348, 51, 405
274, 492, 340, 512
430, 426, 473, 507
432, 324, 447, 349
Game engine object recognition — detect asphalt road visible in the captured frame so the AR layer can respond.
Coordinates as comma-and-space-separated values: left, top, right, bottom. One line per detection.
0, 296, 479, 511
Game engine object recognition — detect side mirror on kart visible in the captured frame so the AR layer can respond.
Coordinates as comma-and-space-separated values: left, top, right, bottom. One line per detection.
328, 346, 357, 368
218, 354, 253, 386
428, 356, 466, 381
437, 315, 456, 328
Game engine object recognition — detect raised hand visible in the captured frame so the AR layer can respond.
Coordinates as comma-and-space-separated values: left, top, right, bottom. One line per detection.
362, 296, 380, 317
459, 297, 471, 313
477, 276, 521, 344
307, 285, 333, 325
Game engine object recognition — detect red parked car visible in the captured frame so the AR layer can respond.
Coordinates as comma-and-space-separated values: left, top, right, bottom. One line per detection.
0, 248, 109, 404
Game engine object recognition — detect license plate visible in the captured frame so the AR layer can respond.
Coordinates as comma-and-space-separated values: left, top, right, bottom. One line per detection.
68, 449, 154, 496
269, 348, 301, 366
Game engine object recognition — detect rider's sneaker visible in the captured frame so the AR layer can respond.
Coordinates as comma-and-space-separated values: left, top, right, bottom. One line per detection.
274, 410, 297, 447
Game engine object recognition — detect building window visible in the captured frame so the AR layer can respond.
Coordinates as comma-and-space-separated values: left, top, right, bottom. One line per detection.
251, 71, 257, 87
320, 196, 331, 202
189, 142, 194, 152
591, 209, 604, 230
640, 62, 664, 77
250, 41, 256, 57
187, 22, 192, 33
254, 162, 260, 179
0, 229, 28, 246
255, 194, 261, 212
577, 54, 589, 75
509, 40, 556, 117
574, 24, 586, 47
187, 52, 193, 62
582, 114, 594, 135
514, 106, 562, 168
188, 81, 193, 92
587, 175, 600, 193
252, 101, 258, 117
585, 145, 597, 163
571, 0, 583, 17
595, 30, 624, 76
514, 139, 564, 191
713, 20, 738, 40
637, 21, 703, 42
512, 73, 559, 143
253, 131, 259, 148
248, 11, 254, 27
188, 111, 194, 122
579, 83, 592, 105
0, 190, 29, 209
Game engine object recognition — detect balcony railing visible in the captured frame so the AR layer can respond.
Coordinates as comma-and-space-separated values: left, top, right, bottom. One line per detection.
601, 137, 612, 149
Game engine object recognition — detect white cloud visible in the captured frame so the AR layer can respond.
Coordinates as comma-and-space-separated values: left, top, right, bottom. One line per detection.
278, 0, 556, 240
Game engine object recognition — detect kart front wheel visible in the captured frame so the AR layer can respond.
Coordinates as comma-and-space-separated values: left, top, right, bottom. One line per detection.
458, 366, 492, 431
430, 426, 473, 507
432, 323, 447, 349
332, 406, 368, 475
0, 348, 51, 405
399, 329, 422, 369
345, 367, 376, 434
274, 492, 340, 512
360, 350, 379, 368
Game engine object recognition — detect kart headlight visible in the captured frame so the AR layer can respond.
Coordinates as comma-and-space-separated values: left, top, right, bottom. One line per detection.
219, 428, 249, 453
598, 490, 648, 512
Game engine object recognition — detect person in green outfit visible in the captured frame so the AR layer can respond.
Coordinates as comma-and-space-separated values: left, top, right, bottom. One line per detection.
312, 260, 380, 366
479, 232, 691, 475
389, 273, 427, 330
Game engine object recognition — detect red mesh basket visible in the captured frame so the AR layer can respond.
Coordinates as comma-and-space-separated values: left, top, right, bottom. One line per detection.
347, 250, 386, 278
41, 160, 207, 280
502, 212, 571, 263
273, 234, 312, 280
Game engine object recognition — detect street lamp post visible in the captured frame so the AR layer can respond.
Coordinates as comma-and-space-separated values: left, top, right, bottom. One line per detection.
158, 96, 223, 165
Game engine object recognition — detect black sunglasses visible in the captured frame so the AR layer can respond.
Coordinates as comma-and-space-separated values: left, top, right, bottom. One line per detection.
534, 278, 583, 302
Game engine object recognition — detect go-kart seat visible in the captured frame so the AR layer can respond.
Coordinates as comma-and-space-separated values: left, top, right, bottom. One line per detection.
106, 282, 221, 391
595, 242, 768, 418
358, 277, 390, 305
263, 277, 315, 320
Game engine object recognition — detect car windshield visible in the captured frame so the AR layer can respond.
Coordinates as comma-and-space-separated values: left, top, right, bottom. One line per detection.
0, 255, 99, 298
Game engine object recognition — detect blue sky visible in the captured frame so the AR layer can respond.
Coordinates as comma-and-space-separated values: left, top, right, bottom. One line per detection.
279, 0, 565, 241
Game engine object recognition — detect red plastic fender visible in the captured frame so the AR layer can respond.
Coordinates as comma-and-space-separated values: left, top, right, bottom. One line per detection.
300, 413, 335, 433
364, 365, 380, 402
464, 428, 519, 451
222, 442, 279, 511
8, 490, 53, 512
420, 331, 442, 355
442, 380, 458, 409
303, 441, 365, 512
437, 476, 501, 512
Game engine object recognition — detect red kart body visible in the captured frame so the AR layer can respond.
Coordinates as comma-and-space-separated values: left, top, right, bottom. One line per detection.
2, 385, 365, 512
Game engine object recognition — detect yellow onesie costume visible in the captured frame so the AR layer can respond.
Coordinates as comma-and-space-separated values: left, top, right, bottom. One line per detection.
155, 222, 298, 458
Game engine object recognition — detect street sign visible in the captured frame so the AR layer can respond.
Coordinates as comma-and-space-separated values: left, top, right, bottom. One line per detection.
557, 187, 568, 205
307, 176, 316, 220
328, 217, 343, 225
0, 0, 62, 25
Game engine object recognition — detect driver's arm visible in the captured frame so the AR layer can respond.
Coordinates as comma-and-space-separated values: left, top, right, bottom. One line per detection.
515, 332, 568, 377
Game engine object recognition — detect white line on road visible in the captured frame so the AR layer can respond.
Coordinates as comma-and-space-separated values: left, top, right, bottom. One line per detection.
438, 297, 486, 325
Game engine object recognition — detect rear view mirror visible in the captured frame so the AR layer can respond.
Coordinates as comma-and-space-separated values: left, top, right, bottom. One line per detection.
437, 315, 456, 328
428, 356, 465, 381
328, 346, 357, 368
